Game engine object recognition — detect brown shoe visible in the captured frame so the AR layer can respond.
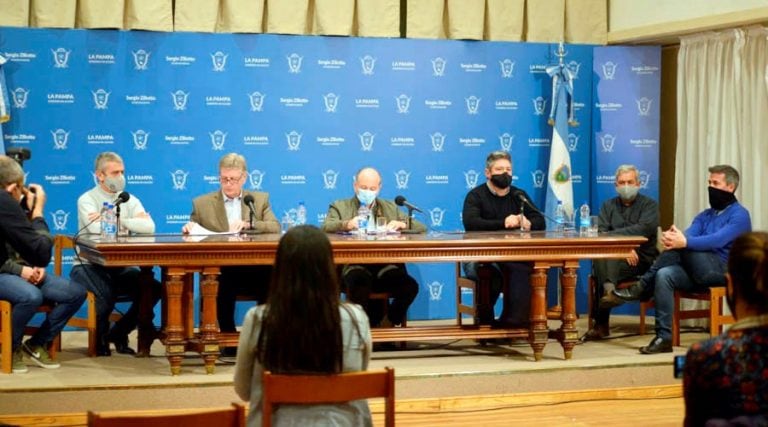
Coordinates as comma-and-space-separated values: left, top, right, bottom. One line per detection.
579, 325, 610, 342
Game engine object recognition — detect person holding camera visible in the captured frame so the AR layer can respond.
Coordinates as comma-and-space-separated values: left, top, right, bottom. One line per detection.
683, 231, 768, 426
0, 155, 87, 373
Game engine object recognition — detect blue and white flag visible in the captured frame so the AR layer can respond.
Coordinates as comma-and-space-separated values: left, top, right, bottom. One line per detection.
544, 48, 575, 229
0, 54, 9, 154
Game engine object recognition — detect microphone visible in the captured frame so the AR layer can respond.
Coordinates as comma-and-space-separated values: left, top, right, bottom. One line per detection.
114, 191, 130, 206
394, 195, 424, 213
243, 194, 257, 230
512, 190, 558, 224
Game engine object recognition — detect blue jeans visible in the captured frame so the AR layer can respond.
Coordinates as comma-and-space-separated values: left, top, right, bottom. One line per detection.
640, 250, 726, 341
0, 272, 87, 349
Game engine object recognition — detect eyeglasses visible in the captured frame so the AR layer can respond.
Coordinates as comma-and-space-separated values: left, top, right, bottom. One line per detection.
219, 175, 243, 185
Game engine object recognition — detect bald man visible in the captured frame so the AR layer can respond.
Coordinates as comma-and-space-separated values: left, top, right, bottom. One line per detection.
322, 167, 425, 328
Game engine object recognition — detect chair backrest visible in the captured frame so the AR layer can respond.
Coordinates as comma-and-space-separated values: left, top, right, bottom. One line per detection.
87, 402, 246, 427
54, 234, 75, 276
262, 367, 395, 427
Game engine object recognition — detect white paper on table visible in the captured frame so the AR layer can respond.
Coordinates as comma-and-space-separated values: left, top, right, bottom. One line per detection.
187, 223, 237, 236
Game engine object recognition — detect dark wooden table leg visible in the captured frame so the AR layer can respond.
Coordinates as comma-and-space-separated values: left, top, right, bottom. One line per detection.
200, 267, 221, 375
559, 261, 579, 359
164, 268, 186, 376
529, 262, 550, 361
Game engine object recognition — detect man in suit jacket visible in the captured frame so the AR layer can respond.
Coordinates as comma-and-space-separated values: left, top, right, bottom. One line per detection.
182, 153, 279, 354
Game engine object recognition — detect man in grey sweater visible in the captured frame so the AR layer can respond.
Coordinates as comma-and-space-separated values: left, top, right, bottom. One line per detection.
71, 152, 161, 356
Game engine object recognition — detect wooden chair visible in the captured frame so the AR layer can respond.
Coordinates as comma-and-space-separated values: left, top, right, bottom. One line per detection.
87, 402, 246, 427
456, 263, 479, 325
671, 286, 734, 347
587, 276, 735, 346
587, 275, 653, 333
262, 367, 395, 427
0, 300, 62, 373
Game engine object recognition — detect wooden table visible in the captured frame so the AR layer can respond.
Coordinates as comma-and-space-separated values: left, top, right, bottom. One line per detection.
74, 231, 644, 375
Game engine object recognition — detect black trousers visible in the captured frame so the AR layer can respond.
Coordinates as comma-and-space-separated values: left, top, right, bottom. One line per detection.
591, 259, 649, 327
217, 266, 271, 332
474, 262, 533, 326
342, 264, 418, 326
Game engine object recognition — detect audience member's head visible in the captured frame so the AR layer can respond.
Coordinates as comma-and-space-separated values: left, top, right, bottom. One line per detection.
257, 225, 343, 374
726, 231, 768, 319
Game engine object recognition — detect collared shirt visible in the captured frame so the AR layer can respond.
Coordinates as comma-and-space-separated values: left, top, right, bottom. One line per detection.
222, 190, 242, 228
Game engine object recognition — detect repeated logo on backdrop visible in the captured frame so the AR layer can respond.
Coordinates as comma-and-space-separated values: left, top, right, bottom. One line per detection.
0, 28, 659, 320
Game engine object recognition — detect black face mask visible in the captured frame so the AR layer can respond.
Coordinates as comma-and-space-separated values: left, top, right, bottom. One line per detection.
708, 186, 736, 211
490, 173, 512, 189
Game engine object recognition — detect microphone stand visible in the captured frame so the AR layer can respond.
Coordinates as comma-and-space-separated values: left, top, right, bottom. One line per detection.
115, 204, 121, 241
249, 211, 254, 231
407, 207, 414, 231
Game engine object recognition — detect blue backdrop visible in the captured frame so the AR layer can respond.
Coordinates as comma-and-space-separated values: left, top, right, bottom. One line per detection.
0, 28, 660, 323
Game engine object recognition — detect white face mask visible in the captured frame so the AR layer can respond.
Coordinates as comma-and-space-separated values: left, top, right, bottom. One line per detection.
616, 184, 639, 201
104, 175, 126, 193
356, 189, 377, 206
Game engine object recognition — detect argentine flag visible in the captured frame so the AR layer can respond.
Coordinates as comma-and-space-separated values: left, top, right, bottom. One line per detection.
544, 52, 575, 229
0, 54, 9, 154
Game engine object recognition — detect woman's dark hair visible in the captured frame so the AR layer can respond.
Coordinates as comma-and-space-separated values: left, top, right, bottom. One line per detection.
727, 231, 768, 309
257, 225, 343, 374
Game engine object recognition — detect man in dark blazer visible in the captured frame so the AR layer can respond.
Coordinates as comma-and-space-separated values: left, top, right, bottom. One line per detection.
182, 153, 279, 356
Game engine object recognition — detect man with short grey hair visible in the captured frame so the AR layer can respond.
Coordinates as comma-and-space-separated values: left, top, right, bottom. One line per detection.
580, 164, 658, 342
71, 151, 161, 356
182, 152, 279, 356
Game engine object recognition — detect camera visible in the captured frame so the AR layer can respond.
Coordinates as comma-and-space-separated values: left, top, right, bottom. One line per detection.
6, 147, 31, 167
673, 355, 686, 378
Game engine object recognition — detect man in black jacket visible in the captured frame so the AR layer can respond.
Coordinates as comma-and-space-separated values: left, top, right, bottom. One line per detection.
462, 151, 545, 327
580, 164, 659, 342
0, 155, 86, 373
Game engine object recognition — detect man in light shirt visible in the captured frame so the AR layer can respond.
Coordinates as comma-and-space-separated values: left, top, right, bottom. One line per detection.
71, 152, 161, 356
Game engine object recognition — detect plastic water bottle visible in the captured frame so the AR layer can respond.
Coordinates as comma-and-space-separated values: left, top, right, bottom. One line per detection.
296, 201, 307, 225
99, 202, 109, 238
579, 201, 590, 235
103, 204, 117, 240
357, 205, 370, 235
554, 200, 565, 233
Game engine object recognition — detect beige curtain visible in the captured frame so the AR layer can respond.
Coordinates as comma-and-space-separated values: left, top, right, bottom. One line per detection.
446, 0, 484, 40
485, 0, 525, 41
565, 0, 607, 44
217, 0, 265, 33
174, 0, 219, 32
676, 27, 767, 231
356, 0, 400, 38
266, 0, 310, 35
313, 0, 354, 36
30, 0, 76, 28
526, 0, 565, 42
125, 0, 173, 31
0, 0, 30, 27
1, 0, 607, 43
77, 0, 125, 29
407, 0, 446, 39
